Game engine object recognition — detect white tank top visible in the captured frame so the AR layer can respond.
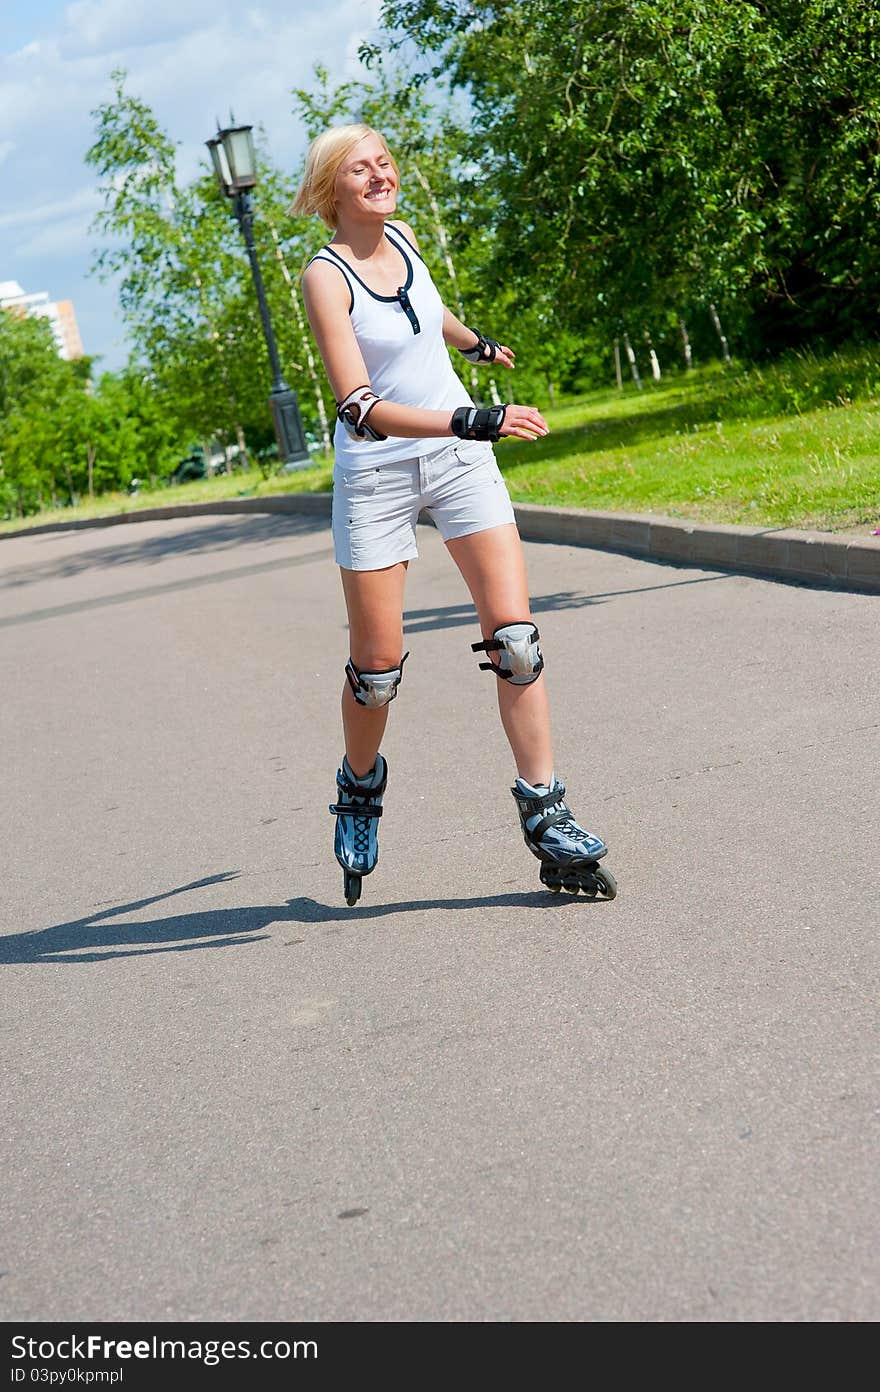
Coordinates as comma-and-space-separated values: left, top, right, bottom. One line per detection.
310, 223, 472, 472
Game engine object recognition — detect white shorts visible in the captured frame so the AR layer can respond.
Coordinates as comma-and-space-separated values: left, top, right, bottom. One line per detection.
332, 438, 516, 571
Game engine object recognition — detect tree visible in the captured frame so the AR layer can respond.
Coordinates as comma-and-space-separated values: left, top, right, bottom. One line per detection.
87, 71, 335, 461
378, 0, 880, 355
290, 61, 589, 400
0, 311, 92, 516
86, 71, 260, 457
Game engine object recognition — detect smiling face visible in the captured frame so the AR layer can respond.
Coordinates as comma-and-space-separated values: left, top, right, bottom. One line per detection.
334, 133, 399, 226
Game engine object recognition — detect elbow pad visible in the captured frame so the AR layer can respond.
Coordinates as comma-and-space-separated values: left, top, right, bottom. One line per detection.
337, 386, 388, 442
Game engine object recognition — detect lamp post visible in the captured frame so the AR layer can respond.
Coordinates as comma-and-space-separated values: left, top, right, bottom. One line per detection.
207, 122, 310, 468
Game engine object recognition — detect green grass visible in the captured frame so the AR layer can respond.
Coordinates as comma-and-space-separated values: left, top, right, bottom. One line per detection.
3, 346, 879, 537
498, 348, 880, 532
0, 458, 334, 536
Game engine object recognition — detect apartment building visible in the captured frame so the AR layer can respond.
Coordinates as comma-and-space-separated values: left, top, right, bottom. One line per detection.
0, 279, 84, 360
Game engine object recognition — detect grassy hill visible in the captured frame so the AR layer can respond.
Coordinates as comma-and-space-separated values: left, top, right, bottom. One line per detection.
500, 349, 880, 532
3, 347, 878, 536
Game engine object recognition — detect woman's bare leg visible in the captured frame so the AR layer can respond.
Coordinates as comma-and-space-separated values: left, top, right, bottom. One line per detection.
445, 524, 554, 786
339, 562, 408, 777
446, 523, 615, 897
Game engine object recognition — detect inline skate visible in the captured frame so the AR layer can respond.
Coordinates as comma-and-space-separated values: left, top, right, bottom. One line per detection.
512, 775, 617, 899
329, 753, 388, 906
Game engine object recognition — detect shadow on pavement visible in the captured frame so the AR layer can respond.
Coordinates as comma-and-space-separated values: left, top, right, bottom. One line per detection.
403, 589, 606, 634
0, 873, 264, 965
0, 541, 336, 629
2, 875, 602, 965
283, 894, 607, 924
404, 572, 733, 635
0, 513, 329, 592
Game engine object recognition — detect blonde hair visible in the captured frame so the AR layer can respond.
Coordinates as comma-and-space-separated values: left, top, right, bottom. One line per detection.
289, 124, 399, 230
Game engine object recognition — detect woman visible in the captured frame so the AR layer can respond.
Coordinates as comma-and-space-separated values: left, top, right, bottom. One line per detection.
291, 124, 616, 905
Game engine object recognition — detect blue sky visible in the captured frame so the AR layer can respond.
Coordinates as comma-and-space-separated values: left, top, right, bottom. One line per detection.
0, 0, 383, 370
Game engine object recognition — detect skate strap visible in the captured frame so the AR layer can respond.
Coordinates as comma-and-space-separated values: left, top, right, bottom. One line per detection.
472, 625, 541, 654
528, 808, 574, 842
329, 802, 383, 819
516, 785, 565, 812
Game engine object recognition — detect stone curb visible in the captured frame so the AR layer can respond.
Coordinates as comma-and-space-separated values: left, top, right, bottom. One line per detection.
512, 503, 880, 594
3, 493, 878, 594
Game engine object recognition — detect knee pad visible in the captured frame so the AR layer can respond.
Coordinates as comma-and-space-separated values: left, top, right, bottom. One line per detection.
345, 652, 408, 708
472, 623, 543, 685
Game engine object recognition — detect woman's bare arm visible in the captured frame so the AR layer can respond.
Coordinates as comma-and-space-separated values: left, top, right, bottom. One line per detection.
442, 306, 516, 369
301, 256, 545, 440
387, 218, 515, 369
302, 260, 457, 438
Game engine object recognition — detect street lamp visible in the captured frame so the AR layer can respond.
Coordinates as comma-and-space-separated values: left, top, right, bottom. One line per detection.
207, 121, 310, 468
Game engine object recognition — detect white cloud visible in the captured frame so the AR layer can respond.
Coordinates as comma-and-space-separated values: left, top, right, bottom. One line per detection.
0, 188, 105, 306
60, 1, 220, 58
0, 0, 384, 366
14, 212, 98, 262
0, 187, 99, 234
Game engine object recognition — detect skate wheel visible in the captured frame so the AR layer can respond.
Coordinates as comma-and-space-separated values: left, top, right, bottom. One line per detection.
343, 870, 362, 907
563, 880, 580, 895
539, 864, 561, 893
596, 867, 618, 900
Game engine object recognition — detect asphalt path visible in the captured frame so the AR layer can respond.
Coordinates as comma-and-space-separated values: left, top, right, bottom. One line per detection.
1, 512, 877, 1323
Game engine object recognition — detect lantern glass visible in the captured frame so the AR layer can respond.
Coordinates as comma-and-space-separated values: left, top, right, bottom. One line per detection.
224, 126, 256, 188
206, 137, 233, 195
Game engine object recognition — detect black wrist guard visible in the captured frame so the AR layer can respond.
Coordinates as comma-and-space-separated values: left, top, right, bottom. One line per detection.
450, 404, 507, 442
458, 329, 501, 364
